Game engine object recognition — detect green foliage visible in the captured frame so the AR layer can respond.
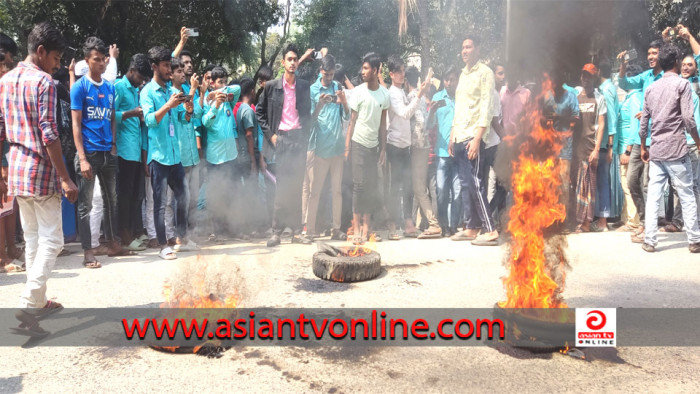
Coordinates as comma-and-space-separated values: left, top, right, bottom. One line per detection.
0, 0, 282, 75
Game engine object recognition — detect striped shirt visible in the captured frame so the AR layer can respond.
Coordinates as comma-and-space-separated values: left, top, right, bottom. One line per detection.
0, 61, 61, 196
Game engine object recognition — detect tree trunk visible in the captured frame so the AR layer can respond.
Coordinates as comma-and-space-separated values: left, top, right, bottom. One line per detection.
418, 0, 431, 76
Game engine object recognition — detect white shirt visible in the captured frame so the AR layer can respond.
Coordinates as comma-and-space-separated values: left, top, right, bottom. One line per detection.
387, 84, 419, 148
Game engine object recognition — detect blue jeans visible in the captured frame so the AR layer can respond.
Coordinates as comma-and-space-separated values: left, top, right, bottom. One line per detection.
437, 156, 462, 232
454, 140, 496, 232
150, 161, 187, 245
645, 156, 700, 246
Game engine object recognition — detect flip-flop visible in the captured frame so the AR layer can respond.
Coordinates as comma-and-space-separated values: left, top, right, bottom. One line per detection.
83, 259, 102, 269
388, 231, 401, 241
3, 260, 25, 273
159, 246, 177, 260
36, 300, 64, 320
125, 240, 147, 252
137, 234, 149, 242
451, 231, 476, 241
108, 249, 138, 257
58, 248, 73, 257
417, 231, 442, 239
471, 238, 499, 246
404, 230, 420, 238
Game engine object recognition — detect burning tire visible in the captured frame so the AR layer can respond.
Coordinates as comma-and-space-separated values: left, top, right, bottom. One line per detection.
493, 303, 574, 352
312, 249, 381, 283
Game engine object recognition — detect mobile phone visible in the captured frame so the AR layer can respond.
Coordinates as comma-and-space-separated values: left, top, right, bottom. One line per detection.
624, 49, 637, 62
186, 28, 199, 38
433, 99, 446, 109
183, 95, 193, 102
312, 50, 323, 60
329, 94, 339, 103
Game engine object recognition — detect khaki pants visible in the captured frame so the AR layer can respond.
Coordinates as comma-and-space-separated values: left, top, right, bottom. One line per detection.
620, 163, 639, 227
411, 147, 439, 228
17, 195, 64, 308
306, 155, 343, 235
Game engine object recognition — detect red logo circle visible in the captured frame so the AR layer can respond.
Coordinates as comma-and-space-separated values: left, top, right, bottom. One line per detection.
586, 310, 607, 330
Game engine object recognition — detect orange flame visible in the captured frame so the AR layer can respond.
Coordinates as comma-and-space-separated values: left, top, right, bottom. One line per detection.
498, 75, 568, 309
161, 260, 239, 309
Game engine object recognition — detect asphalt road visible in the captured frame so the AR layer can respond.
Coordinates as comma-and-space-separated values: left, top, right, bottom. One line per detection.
1, 231, 698, 392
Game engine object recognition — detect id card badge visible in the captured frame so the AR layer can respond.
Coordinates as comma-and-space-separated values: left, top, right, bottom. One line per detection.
169, 122, 175, 137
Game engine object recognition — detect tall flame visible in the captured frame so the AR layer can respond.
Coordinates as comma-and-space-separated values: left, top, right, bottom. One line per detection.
499, 76, 568, 309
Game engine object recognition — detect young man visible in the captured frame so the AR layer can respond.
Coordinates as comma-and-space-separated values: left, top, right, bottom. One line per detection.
0, 22, 78, 333
115, 53, 151, 250
0, 32, 23, 273
302, 55, 349, 243
618, 40, 664, 241
430, 66, 461, 236
405, 66, 442, 239
256, 44, 312, 247
385, 55, 429, 239
574, 64, 607, 233
543, 70, 579, 228
140, 46, 196, 260
346, 52, 390, 244
254, 65, 275, 231
499, 69, 531, 137
71, 37, 127, 268
201, 66, 240, 238
664, 54, 700, 234
448, 36, 499, 246
168, 57, 201, 240
639, 44, 700, 253
595, 63, 621, 231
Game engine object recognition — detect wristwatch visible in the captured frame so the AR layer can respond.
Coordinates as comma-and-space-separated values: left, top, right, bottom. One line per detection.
624, 150, 631, 156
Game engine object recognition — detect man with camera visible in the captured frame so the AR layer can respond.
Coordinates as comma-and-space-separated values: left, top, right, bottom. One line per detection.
301, 54, 349, 243
140, 46, 195, 260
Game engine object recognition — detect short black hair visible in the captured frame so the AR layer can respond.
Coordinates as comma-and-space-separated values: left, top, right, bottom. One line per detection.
490, 60, 504, 72
658, 44, 682, 72
444, 64, 459, 80
463, 34, 481, 48
203, 63, 216, 74
320, 54, 336, 72
282, 43, 299, 59
129, 53, 151, 78
362, 52, 381, 72
255, 64, 273, 82
179, 50, 193, 61
683, 52, 698, 67
147, 46, 172, 66
387, 55, 404, 73
170, 56, 183, 71
625, 63, 644, 77
333, 64, 347, 84
27, 22, 66, 54
405, 66, 420, 87
597, 61, 612, 76
649, 40, 664, 50
239, 77, 256, 97
0, 32, 18, 57
82, 37, 108, 57
211, 66, 228, 82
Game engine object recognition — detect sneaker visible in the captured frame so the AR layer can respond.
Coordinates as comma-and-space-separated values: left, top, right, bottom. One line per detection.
642, 243, 655, 253
690, 243, 700, 253
330, 229, 347, 241
266, 234, 281, 247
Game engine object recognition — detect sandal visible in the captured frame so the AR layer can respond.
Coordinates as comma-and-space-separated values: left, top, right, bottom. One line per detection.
125, 239, 146, 252
369, 233, 382, 242
471, 237, 499, 246
661, 224, 681, 233
388, 231, 401, 241
147, 238, 160, 249
331, 229, 347, 241
404, 230, 420, 238
108, 248, 138, 257
10, 321, 49, 338
83, 259, 102, 269
450, 231, 476, 241
590, 222, 607, 233
58, 248, 73, 257
418, 226, 443, 239
159, 246, 177, 260
3, 260, 25, 273
36, 300, 64, 320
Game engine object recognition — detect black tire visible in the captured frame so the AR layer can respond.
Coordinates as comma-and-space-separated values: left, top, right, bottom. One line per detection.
312, 251, 382, 283
493, 304, 575, 348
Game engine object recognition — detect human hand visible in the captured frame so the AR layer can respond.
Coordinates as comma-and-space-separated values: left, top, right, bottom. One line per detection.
678, 25, 691, 40
167, 92, 185, 109
607, 149, 613, 163
61, 179, 78, 204
109, 44, 119, 59
634, 111, 642, 120
80, 158, 93, 180
620, 154, 630, 166
68, 58, 76, 75
143, 162, 150, 177
640, 148, 649, 163
662, 26, 672, 42
617, 50, 628, 65
184, 99, 194, 114
191, 73, 200, 92
271, 134, 278, 147
588, 150, 599, 164
0, 178, 7, 208
336, 90, 347, 105
467, 138, 480, 160
111, 145, 117, 157
448, 140, 454, 157
201, 77, 210, 95
214, 91, 227, 108
180, 26, 189, 45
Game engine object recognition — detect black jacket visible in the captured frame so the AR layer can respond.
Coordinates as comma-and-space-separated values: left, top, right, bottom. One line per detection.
256, 77, 311, 139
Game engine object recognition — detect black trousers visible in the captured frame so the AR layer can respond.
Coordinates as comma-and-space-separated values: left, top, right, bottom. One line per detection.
272, 129, 309, 233
351, 141, 379, 215
117, 157, 144, 237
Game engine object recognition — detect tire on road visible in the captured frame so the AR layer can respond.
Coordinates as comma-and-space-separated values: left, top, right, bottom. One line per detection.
312, 251, 381, 283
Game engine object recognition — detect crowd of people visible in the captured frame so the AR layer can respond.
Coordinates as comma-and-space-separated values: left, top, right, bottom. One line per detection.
1, 21, 700, 332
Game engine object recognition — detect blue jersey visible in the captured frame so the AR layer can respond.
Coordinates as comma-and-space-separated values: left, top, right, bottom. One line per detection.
70, 76, 115, 153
